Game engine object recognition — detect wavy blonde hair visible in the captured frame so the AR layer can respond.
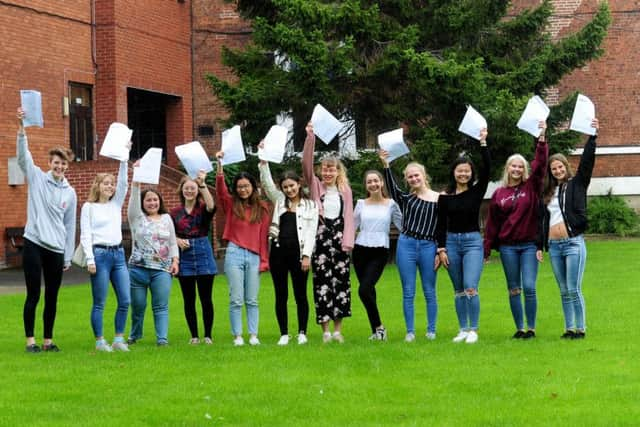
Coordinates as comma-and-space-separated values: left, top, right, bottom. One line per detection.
403, 162, 431, 193
86, 173, 116, 202
501, 154, 530, 186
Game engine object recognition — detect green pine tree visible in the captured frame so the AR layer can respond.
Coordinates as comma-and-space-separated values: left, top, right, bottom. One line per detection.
208, 0, 610, 186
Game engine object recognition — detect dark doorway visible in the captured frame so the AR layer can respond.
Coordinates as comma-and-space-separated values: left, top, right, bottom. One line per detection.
127, 88, 177, 160
69, 83, 94, 161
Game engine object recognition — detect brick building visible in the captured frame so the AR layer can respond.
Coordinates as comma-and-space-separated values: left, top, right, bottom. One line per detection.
1, 0, 639, 268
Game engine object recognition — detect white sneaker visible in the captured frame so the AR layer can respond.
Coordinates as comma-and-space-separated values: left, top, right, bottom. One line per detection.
465, 330, 478, 344
332, 332, 344, 344
111, 341, 130, 352
203, 337, 213, 345
452, 331, 469, 343
96, 341, 113, 352
189, 337, 200, 345
322, 332, 332, 343
297, 333, 308, 345
277, 335, 289, 346
405, 332, 416, 343
233, 336, 245, 346
249, 336, 260, 346
426, 332, 436, 340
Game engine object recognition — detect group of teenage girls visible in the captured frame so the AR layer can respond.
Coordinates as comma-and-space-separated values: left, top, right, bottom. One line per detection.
16, 107, 599, 352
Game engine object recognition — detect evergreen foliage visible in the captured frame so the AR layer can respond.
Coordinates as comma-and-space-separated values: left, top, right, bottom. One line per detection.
210, 0, 610, 184
587, 191, 640, 236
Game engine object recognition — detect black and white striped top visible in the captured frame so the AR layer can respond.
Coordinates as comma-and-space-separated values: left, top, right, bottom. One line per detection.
384, 168, 438, 241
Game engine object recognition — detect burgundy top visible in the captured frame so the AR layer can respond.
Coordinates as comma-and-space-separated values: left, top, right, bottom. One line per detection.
216, 174, 270, 272
483, 139, 548, 258
170, 201, 215, 238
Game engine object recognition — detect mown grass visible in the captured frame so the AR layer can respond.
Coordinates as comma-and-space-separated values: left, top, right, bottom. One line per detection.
0, 240, 638, 426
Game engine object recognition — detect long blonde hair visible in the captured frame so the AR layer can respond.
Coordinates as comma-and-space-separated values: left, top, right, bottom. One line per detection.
320, 155, 350, 192
86, 173, 116, 202
403, 162, 431, 193
501, 154, 530, 186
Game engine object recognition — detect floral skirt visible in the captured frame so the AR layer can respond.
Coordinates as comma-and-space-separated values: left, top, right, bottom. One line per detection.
312, 216, 351, 323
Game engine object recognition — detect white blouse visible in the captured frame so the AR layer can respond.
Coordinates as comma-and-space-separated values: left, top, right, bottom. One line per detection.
354, 199, 403, 248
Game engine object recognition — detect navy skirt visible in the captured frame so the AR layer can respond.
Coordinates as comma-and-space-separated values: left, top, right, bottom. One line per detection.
178, 236, 217, 276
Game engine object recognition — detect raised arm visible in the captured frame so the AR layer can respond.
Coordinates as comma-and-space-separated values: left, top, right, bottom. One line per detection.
301, 122, 320, 199
383, 167, 406, 206
574, 119, 599, 187
16, 108, 41, 181
113, 160, 129, 207
215, 151, 232, 213
475, 129, 491, 195
127, 182, 143, 232
529, 121, 549, 194
258, 161, 282, 204
195, 170, 215, 212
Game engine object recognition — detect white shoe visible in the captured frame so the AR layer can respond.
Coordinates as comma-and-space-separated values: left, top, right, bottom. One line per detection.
426, 332, 436, 340
189, 337, 200, 345
297, 333, 308, 345
111, 341, 130, 352
249, 336, 260, 346
95, 341, 113, 352
405, 332, 416, 343
322, 332, 332, 343
233, 336, 245, 346
277, 335, 289, 346
452, 331, 469, 343
203, 337, 213, 345
465, 330, 478, 344
332, 332, 344, 344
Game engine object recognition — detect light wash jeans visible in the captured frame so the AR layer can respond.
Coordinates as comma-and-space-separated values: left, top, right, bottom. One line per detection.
224, 242, 260, 336
129, 266, 173, 344
499, 242, 539, 331
446, 232, 483, 331
396, 234, 438, 334
90, 246, 130, 337
549, 235, 587, 331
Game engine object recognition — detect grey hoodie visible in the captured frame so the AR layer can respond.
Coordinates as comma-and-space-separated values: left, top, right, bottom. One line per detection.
17, 132, 77, 266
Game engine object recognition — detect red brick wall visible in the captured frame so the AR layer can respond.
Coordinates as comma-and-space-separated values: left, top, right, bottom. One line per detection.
0, 1, 94, 267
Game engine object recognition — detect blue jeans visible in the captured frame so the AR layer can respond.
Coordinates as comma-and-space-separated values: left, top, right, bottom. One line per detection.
499, 242, 539, 330
549, 235, 587, 331
396, 234, 438, 334
224, 242, 260, 336
446, 232, 483, 331
129, 266, 173, 344
90, 246, 130, 337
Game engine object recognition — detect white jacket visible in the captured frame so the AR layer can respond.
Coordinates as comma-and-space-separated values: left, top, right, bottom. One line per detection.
259, 162, 319, 260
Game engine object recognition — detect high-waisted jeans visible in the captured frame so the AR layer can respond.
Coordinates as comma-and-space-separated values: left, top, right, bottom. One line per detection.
549, 235, 587, 331
445, 232, 483, 331
499, 242, 539, 331
224, 242, 260, 336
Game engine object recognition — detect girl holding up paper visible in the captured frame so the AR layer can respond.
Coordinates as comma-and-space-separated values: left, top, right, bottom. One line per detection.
435, 128, 490, 344
302, 122, 355, 344
259, 157, 318, 345
80, 155, 131, 352
484, 121, 548, 340
170, 171, 217, 345
380, 153, 440, 343
353, 170, 402, 341
17, 108, 77, 353
540, 119, 599, 340
127, 173, 179, 346
215, 152, 270, 346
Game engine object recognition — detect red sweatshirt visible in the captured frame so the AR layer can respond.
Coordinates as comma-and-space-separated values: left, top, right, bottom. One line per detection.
216, 174, 270, 272
483, 139, 548, 258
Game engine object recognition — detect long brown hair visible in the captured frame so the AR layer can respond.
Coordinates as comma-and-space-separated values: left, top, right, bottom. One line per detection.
231, 172, 266, 223
363, 170, 389, 198
543, 153, 574, 204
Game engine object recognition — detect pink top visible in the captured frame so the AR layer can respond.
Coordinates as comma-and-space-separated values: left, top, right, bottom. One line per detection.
216, 174, 270, 272
483, 139, 548, 258
302, 132, 355, 251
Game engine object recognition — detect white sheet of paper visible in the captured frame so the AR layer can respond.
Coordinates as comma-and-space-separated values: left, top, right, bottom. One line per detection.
458, 105, 487, 140
100, 122, 132, 161
569, 94, 596, 136
221, 125, 246, 166
133, 148, 163, 184
377, 128, 409, 163
311, 104, 343, 144
517, 95, 550, 138
20, 90, 44, 128
258, 125, 288, 163
175, 141, 213, 178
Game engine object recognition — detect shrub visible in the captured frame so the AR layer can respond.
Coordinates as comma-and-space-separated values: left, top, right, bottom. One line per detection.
587, 190, 640, 236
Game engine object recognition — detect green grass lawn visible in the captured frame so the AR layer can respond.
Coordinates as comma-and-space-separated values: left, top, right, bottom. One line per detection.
0, 239, 638, 426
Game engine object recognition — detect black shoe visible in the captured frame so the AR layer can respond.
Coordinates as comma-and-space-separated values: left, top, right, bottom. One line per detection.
25, 344, 41, 353
523, 330, 536, 339
512, 330, 526, 339
561, 330, 576, 339
572, 331, 585, 339
42, 343, 60, 352
127, 337, 137, 345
